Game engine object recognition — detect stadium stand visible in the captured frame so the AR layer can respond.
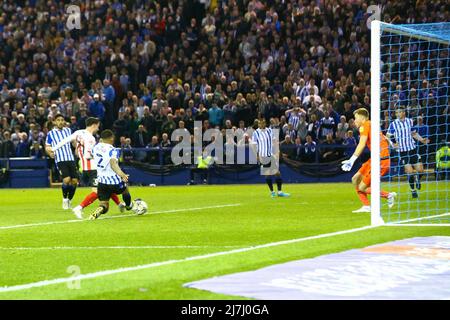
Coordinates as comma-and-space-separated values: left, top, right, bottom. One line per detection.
0, 0, 448, 184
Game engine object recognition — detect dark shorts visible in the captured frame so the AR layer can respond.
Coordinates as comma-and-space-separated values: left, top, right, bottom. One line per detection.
400, 149, 421, 165
82, 170, 98, 187
57, 161, 79, 180
97, 183, 127, 202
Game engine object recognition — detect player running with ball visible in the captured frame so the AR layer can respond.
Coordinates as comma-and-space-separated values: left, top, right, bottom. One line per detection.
90, 129, 136, 220
341, 108, 396, 213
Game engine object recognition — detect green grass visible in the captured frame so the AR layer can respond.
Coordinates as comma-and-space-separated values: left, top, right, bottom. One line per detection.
0, 183, 449, 299
381, 180, 450, 223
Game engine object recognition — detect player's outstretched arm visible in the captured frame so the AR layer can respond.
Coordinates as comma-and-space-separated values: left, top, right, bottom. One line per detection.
52, 132, 78, 152
110, 158, 129, 183
341, 135, 368, 171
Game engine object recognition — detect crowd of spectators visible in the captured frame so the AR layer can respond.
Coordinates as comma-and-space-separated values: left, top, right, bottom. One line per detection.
0, 0, 448, 165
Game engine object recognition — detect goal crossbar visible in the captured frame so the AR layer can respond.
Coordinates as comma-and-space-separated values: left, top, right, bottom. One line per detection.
381, 22, 450, 45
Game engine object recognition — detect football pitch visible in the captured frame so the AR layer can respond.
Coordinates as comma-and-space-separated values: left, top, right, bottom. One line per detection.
0, 183, 449, 300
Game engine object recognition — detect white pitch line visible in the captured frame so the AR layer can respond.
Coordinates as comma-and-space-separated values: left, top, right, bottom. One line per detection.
0, 224, 376, 293
384, 224, 450, 227
0, 204, 241, 231
386, 212, 450, 225
0, 245, 242, 250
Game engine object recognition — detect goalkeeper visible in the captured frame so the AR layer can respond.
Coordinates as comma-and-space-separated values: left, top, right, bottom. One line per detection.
341, 108, 396, 213
436, 142, 450, 180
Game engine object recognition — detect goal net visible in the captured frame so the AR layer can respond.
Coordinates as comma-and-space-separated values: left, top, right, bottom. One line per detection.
371, 21, 450, 226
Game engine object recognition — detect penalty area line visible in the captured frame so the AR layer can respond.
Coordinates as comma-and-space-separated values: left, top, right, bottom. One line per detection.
0, 224, 377, 294
0, 203, 242, 231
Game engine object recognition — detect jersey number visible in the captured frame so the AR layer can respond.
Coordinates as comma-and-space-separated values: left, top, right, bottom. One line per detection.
96, 153, 105, 168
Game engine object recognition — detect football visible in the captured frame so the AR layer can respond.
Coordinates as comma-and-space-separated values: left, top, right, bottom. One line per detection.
133, 199, 148, 215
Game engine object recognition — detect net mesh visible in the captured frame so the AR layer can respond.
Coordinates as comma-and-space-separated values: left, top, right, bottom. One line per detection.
379, 22, 450, 224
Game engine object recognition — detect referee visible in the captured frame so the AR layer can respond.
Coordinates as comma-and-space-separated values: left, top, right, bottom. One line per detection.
387, 106, 429, 198
45, 114, 78, 209
251, 118, 290, 198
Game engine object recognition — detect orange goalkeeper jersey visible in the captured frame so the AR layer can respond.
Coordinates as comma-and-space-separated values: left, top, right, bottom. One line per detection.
359, 120, 390, 158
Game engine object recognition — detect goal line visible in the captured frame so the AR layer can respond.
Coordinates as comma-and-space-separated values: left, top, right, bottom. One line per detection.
384, 212, 450, 226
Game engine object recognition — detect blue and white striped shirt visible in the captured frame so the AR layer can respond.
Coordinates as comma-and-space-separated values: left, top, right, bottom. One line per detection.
388, 118, 416, 152
93, 142, 123, 185
287, 112, 300, 130
45, 127, 75, 163
320, 116, 335, 138
298, 86, 310, 102
320, 78, 334, 91
252, 128, 274, 157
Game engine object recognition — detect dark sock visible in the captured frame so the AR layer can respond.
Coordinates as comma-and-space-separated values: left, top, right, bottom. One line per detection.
68, 185, 77, 200
266, 178, 274, 192
122, 192, 132, 209
98, 205, 108, 215
417, 173, 423, 182
408, 175, 415, 190
275, 177, 282, 191
62, 184, 70, 198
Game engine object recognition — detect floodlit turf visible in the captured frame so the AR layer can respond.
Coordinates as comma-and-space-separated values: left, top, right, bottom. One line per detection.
0, 183, 449, 299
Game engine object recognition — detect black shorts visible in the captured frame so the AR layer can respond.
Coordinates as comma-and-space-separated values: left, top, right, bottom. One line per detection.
400, 149, 422, 165
83, 170, 98, 187
97, 183, 127, 201
57, 161, 79, 180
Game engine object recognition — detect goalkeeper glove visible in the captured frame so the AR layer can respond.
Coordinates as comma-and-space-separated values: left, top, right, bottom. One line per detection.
341, 155, 358, 171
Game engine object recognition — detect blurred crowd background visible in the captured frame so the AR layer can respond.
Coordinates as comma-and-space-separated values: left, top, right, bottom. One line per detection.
0, 0, 448, 165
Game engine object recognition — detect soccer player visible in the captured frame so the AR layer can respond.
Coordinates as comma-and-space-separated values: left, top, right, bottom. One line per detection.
341, 108, 396, 213
387, 106, 429, 198
51, 117, 125, 219
90, 129, 135, 220
251, 118, 290, 198
45, 114, 78, 209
